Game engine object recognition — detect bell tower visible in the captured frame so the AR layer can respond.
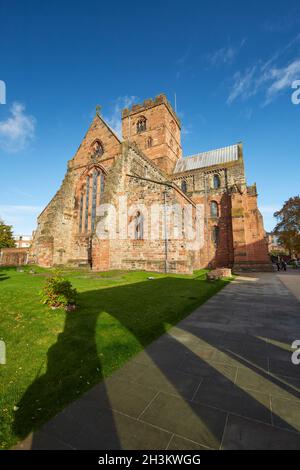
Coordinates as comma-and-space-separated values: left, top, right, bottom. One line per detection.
122, 94, 182, 174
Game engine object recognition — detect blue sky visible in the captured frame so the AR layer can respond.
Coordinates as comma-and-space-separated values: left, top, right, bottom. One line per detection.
0, 0, 299, 234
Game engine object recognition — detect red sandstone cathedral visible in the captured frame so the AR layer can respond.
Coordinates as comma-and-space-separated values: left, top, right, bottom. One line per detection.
30, 94, 270, 273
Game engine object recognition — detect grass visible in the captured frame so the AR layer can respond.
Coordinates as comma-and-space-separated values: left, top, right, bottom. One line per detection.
0, 266, 231, 449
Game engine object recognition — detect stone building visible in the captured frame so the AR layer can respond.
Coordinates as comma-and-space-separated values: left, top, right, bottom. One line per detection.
30, 94, 270, 273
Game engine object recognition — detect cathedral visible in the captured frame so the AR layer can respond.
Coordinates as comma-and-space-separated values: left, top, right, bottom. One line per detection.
30, 94, 270, 273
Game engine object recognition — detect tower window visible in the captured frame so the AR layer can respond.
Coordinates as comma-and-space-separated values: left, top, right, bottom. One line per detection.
212, 226, 220, 246
135, 211, 144, 240
137, 117, 146, 133
146, 136, 153, 148
181, 180, 187, 193
210, 201, 219, 218
213, 174, 220, 189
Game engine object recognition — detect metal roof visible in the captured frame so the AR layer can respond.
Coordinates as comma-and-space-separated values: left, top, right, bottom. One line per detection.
174, 144, 239, 173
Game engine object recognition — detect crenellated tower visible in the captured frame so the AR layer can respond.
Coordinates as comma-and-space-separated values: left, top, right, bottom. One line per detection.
122, 94, 182, 174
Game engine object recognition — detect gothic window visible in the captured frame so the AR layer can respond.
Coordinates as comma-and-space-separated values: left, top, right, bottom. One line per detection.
137, 116, 146, 133
100, 172, 105, 194
210, 201, 219, 218
92, 140, 104, 157
146, 136, 153, 148
212, 226, 220, 246
84, 176, 90, 232
170, 120, 175, 132
135, 211, 144, 240
213, 174, 221, 189
181, 180, 187, 193
79, 168, 107, 234
91, 170, 98, 231
79, 193, 83, 232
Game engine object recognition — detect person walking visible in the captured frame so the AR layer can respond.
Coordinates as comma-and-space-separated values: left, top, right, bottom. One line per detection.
276, 256, 281, 271
281, 259, 287, 271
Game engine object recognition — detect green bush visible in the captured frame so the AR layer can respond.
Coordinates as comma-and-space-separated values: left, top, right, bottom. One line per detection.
40, 275, 78, 308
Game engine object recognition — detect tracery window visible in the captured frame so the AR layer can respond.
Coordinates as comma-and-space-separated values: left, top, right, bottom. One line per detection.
78, 168, 106, 233
91, 170, 98, 232
92, 140, 104, 157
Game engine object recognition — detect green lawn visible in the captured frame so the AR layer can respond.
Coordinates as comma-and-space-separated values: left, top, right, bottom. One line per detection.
0, 266, 230, 449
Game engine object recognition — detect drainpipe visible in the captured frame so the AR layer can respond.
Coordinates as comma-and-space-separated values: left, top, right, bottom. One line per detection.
163, 190, 168, 273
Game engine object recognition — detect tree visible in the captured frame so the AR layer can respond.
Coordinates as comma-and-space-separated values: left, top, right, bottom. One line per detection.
0, 219, 16, 249
274, 196, 300, 257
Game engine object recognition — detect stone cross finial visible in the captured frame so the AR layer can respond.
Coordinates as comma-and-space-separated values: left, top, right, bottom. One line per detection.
96, 105, 101, 114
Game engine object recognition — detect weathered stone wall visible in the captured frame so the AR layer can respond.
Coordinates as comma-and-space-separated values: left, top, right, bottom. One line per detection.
0, 247, 29, 266
30, 112, 122, 267
92, 144, 199, 274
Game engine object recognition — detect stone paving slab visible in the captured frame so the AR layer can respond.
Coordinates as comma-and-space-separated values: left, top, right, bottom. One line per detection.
13, 271, 300, 450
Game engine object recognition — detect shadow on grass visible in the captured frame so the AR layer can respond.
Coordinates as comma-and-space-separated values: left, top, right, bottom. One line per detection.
12, 275, 227, 446
0, 272, 10, 281
13, 275, 300, 449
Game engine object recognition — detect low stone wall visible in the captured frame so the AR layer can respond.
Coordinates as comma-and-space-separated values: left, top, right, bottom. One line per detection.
206, 267, 232, 280
0, 248, 29, 266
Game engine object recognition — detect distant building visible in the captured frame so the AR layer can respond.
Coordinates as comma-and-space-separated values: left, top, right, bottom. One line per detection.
14, 235, 32, 249
267, 232, 286, 255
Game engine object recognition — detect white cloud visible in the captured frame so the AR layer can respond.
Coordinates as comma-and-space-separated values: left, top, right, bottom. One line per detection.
104, 96, 138, 138
227, 35, 300, 105
227, 66, 257, 104
208, 39, 246, 67
265, 59, 300, 103
0, 102, 36, 152
0, 205, 42, 234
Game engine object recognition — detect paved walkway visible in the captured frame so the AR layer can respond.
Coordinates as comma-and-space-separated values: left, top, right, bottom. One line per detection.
15, 271, 300, 450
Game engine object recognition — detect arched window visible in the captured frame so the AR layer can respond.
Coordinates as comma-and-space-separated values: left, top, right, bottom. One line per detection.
213, 174, 220, 189
137, 116, 146, 133
212, 226, 220, 246
84, 176, 90, 232
91, 170, 98, 231
210, 201, 219, 218
78, 168, 106, 234
146, 136, 153, 148
135, 211, 144, 240
79, 193, 83, 232
92, 140, 104, 157
181, 180, 187, 193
